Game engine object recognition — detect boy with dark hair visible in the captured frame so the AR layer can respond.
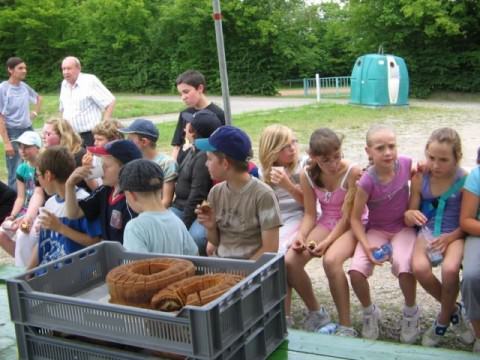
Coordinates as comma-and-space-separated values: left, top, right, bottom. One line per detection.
171, 109, 222, 255
171, 70, 225, 161
65, 140, 142, 243
195, 126, 282, 260
120, 118, 177, 207
119, 159, 197, 255
28, 146, 101, 269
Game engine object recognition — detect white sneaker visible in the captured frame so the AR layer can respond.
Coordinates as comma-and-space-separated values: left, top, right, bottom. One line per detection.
450, 303, 475, 345
400, 308, 420, 344
473, 338, 480, 353
361, 305, 381, 340
422, 321, 447, 347
335, 326, 358, 337
303, 307, 331, 332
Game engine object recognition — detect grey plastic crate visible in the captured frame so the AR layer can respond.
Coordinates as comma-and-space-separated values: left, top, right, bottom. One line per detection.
7, 241, 287, 359
15, 304, 285, 360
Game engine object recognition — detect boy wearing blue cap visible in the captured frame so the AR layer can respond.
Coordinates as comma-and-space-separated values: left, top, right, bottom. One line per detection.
195, 126, 282, 260
65, 139, 142, 243
119, 118, 177, 207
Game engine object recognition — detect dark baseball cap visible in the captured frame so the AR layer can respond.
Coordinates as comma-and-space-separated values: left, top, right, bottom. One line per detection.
119, 159, 164, 192
87, 139, 142, 165
190, 110, 222, 139
195, 126, 252, 161
119, 118, 159, 141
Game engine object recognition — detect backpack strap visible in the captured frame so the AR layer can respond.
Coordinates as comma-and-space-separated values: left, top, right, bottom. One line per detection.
432, 175, 466, 237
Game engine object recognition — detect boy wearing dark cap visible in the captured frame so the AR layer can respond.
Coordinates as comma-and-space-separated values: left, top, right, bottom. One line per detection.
65, 140, 142, 243
170, 109, 222, 255
119, 118, 177, 207
119, 159, 197, 255
195, 126, 282, 260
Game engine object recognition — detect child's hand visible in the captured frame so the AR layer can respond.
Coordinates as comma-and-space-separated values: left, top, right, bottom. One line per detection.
363, 244, 384, 266
270, 167, 290, 189
38, 209, 62, 232
309, 240, 330, 257
291, 237, 306, 252
404, 210, 427, 227
66, 165, 93, 186
82, 152, 93, 166
414, 160, 429, 175
429, 235, 449, 254
195, 202, 216, 230
206, 242, 217, 256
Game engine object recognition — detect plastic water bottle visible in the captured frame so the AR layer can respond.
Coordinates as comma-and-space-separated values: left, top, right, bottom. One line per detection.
420, 226, 443, 267
317, 322, 338, 335
372, 243, 392, 262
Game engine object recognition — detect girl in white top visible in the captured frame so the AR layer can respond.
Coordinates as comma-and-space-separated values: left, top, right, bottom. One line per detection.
259, 125, 304, 254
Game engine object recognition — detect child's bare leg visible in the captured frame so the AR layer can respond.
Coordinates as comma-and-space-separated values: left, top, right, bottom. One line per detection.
323, 230, 356, 326
413, 238, 442, 302
285, 249, 318, 311
399, 273, 416, 307
285, 225, 329, 313
438, 239, 463, 324
349, 270, 372, 307
285, 286, 292, 315
0, 231, 15, 257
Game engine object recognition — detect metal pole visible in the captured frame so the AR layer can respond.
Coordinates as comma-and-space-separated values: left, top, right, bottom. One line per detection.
315, 73, 321, 102
212, 0, 232, 125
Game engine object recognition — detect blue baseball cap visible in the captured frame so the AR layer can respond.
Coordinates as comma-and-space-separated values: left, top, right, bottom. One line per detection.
87, 139, 142, 165
120, 118, 158, 141
195, 126, 251, 161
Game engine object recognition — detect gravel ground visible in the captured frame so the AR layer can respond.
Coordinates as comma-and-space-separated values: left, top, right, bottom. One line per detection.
1, 99, 478, 353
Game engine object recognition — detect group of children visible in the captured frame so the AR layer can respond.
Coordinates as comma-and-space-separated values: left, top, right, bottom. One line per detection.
266, 124, 479, 352
0, 69, 479, 353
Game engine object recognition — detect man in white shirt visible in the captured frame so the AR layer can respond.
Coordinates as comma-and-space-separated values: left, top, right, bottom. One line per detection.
59, 56, 115, 146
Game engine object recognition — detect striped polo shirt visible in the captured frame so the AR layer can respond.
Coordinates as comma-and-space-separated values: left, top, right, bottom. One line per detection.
59, 73, 115, 133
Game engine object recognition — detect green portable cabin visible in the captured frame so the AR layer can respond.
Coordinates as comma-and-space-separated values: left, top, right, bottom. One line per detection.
350, 54, 409, 106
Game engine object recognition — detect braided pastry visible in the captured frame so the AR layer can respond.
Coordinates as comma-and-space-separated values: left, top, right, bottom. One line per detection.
151, 273, 243, 311
106, 258, 195, 308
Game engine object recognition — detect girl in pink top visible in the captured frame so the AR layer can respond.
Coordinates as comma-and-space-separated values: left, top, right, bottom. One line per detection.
349, 124, 418, 343
285, 128, 363, 336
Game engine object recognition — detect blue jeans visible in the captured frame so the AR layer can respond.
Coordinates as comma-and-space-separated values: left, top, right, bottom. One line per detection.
170, 207, 207, 255
6, 127, 32, 190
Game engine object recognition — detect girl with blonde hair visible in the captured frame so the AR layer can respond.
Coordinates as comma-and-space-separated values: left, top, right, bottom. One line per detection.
259, 125, 304, 254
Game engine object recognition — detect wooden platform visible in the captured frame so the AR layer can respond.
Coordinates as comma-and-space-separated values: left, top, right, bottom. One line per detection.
0, 264, 477, 359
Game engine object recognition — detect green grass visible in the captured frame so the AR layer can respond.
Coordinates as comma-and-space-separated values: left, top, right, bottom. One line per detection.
1, 102, 458, 182
32, 94, 183, 128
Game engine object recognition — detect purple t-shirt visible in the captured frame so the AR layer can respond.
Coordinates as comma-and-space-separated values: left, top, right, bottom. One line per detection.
358, 155, 411, 233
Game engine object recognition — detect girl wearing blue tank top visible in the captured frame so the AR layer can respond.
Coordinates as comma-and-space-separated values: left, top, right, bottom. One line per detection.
405, 127, 473, 347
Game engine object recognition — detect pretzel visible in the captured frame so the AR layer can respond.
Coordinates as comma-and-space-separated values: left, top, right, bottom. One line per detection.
106, 258, 195, 308
307, 241, 316, 250
198, 200, 211, 212
151, 274, 243, 311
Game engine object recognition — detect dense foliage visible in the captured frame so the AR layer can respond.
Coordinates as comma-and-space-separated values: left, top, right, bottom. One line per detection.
0, 0, 478, 96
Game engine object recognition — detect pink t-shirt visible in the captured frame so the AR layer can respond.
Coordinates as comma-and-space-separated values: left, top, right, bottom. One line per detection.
358, 155, 411, 233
